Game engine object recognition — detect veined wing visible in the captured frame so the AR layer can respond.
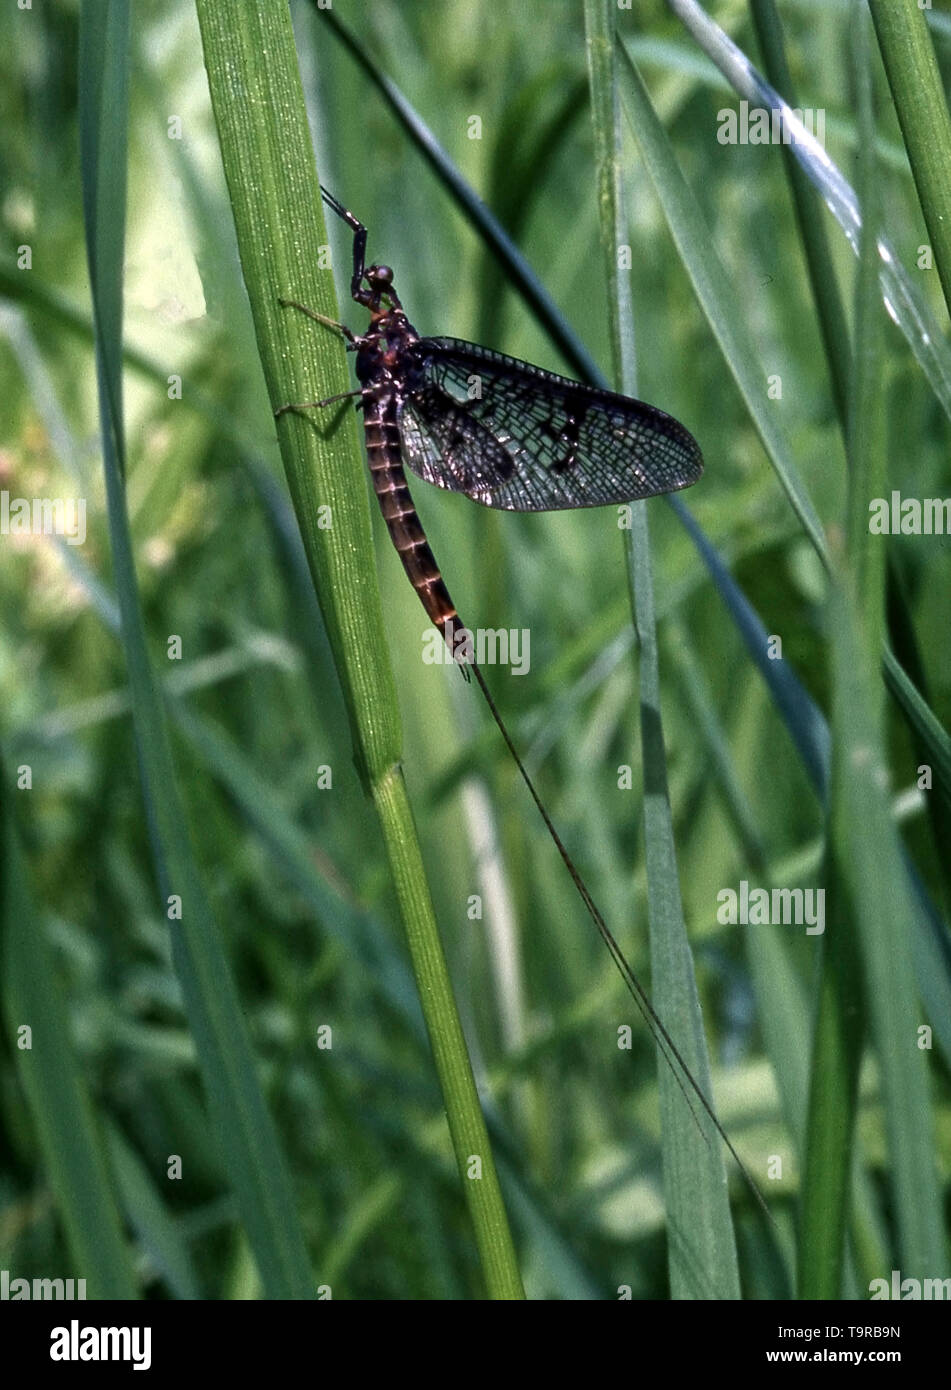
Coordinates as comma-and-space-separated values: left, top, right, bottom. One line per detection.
396, 337, 703, 512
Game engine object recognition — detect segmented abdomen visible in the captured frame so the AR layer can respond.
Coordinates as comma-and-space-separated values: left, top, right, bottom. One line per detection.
363, 386, 460, 648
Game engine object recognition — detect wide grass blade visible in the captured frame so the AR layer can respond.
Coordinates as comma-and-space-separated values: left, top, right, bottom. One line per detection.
194, 0, 523, 1299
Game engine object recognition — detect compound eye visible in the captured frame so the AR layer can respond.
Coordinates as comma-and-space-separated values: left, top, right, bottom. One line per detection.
369, 264, 394, 287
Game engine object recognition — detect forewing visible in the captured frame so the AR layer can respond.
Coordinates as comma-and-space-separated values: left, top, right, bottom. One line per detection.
396, 337, 703, 512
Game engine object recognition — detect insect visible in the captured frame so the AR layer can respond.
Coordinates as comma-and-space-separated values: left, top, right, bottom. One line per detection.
277, 189, 768, 1221
276, 187, 702, 663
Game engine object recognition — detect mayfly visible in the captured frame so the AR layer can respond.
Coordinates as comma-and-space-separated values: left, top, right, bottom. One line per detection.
277, 187, 767, 1216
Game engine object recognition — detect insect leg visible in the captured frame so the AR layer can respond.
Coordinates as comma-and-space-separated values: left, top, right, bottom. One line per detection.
278, 297, 357, 345
274, 388, 363, 419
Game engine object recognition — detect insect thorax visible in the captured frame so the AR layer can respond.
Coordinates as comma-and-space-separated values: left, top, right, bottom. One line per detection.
354, 310, 422, 389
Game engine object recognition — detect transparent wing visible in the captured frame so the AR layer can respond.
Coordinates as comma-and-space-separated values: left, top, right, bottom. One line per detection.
396, 337, 703, 511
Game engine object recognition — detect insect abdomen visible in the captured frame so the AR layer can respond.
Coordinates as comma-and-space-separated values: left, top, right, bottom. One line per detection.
365, 391, 460, 647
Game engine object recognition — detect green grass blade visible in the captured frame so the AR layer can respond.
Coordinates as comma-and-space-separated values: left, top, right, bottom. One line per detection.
670, 500, 831, 793
869, 0, 951, 323
0, 767, 137, 1299
171, 701, 425, 1039
883, 649, 951, 838
797, 849, 863, 1298
617, 40, 829, 569
803, 20, 945, 1290
630, 515, 745, 1297
668, 0, 951, 418
847, 10, 889, 652
748, 0, 852, 427
827, 584, 946, 1279
79, 0, 313, 1299
748, 0, 951, 906
194, 0, 523, 1299
585, 0, 740, 1297
104, 1122, 201, 1300
840, 18, 946, 1280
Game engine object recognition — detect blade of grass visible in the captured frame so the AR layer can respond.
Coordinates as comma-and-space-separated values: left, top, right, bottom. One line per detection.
672, 639, 890, 1296
585, 0, 742, 1297
826, 584, 946, 1280
883, 652, 951, 827
748, 0, 852, 426
841, 22, 947, 1285
173, 705, 608, 1299
869, 0, 951, 324
617, 38, 830, 570
79, 0, 313, 1299
0, 760, 137, 1299
747, 0, 951, 920
170, 701, 426, 1042
614, 32, 951, 1091
802, 19, 885, 1298
845, 15, 888, 657
104, 1122, 201, 1300
805, 18, 945, 1291
194, 0, 523, 1299
798, 843, 863, 1299
666, 0, 951, 420
670, 499, 832, 794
